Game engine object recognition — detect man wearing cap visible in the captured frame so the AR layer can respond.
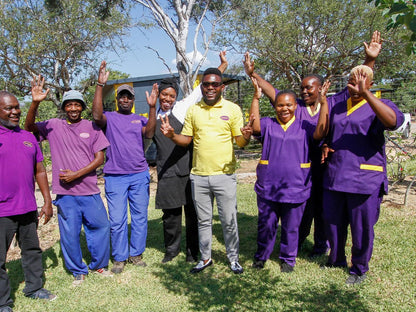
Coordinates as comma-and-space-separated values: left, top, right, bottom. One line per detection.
161, 68, 253, 274
92, 63, 157, 274
25, 76, 112, 286
154, 52, 228, 264
1, 90, 56, 312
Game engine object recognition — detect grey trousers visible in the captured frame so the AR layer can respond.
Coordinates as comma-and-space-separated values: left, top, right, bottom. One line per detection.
190, 174, 239, 263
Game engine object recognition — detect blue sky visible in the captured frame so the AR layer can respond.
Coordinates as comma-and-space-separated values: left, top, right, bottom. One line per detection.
101, 6, 243, 78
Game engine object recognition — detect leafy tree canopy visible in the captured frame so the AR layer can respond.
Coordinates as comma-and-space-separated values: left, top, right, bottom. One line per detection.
215, 0, 415, 91
0, 0, 132, 108
369, 0, 416, 54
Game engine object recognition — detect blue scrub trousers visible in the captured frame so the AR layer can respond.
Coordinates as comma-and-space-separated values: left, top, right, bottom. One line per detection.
105, 171, 150, 262
54, 194, 110, 276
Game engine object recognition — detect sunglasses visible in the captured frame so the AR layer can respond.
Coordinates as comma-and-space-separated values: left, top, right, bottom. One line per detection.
202, 82, 223, 88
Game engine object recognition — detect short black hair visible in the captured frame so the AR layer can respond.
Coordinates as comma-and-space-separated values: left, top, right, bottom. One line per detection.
303, 74, 324, 85
203, 68, 222, 80
274, 89, 297, 106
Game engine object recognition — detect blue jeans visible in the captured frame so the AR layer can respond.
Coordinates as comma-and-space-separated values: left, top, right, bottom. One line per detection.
105, 171, 150, 262
54, 194, 110, 276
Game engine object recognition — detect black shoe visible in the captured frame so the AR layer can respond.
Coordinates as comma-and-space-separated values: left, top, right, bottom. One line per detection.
190, 258, 213, 273
161, 254, 174, 263
26, 288, 57, 301
280, 262, 294, 273
252, 259, 265, 269
320, 262, 347, 269
346, 274, 366, 285
0, 306, 13, 312
186, 254, 198, 263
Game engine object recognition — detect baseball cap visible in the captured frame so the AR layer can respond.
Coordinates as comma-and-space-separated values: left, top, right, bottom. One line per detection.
117, 84, 135, 96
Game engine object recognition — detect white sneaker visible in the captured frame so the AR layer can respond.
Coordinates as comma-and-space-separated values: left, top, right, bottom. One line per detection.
230, 261, 244, 274
190, 258, 213, 273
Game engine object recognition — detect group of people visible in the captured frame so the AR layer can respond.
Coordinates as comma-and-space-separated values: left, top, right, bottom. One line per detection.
0, 30, 404, 311
243, 30, 403, 286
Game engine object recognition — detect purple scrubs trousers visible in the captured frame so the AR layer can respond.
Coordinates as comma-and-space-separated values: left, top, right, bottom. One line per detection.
323, 188, 382, 275
255, 196, 306, 267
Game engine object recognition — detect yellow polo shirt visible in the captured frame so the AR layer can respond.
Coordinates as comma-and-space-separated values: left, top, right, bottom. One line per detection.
181, 97, 244, 175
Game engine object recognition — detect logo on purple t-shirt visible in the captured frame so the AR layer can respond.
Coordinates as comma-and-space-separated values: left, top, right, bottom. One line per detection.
220, 115, 229, 121
131, 120, 141, 124
23, 141, 33, 147
80, 132, 90, 139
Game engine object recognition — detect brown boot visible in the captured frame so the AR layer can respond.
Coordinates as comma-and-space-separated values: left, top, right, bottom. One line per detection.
111, 260, 126, 274
128, 254, 147, 267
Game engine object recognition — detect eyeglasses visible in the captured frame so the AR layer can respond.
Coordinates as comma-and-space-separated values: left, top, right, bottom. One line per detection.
202, 82, 223, 88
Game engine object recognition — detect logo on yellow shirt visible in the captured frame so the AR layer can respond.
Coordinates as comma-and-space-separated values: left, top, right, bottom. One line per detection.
220, 116, 229, 120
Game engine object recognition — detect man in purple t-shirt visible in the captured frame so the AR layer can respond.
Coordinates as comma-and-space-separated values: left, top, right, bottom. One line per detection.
1, 91, 56, 311
25, 77, 112, 286
92, 61, 157, 274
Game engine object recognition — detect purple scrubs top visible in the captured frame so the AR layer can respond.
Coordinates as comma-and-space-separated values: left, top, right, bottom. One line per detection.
0, 126, 43, 217
103, 111, 148, 174
37, 119, 110, 195
255, 117, 315, 203
323, 98, 404, 195
273, 88, 350, 167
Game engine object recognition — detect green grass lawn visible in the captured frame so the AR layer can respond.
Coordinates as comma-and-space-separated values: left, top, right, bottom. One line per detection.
6, 184, 416, 311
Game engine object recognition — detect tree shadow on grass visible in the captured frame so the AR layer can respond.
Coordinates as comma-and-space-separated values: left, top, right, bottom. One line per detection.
6, 243, 59, 304
151, 211, 371, 312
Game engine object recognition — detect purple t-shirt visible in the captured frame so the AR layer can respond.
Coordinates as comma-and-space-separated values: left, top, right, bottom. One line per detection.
0, 126, 43, 217
37, 119, 109, 195
323, 98, 404, 195
103, 111, 148, 174
255, 117, 315, 203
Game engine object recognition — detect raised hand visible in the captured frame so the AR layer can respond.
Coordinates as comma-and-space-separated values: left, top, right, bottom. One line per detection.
146, 83, 158, 108
251, 77, 262, 100
348, 72, 368, 97
31, 75, 50, 102
219, 50, 227, 64
364, 30, 382, 60
319, 80, 331, 103
241, 114, 255, 141
98, 60, 110, 85
243, 52, 255, 76
160, 114, 175, 138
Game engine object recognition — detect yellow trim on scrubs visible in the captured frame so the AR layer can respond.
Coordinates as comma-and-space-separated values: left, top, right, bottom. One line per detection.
300, 163, 311, 168
259, 160, 269, 165
347, 98, 367, 116
277, 115, 296, 131
360, 164, 384, 172
307, 103, 321, 117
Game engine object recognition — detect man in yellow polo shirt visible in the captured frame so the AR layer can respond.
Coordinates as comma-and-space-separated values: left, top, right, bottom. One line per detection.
160, 68, 252, 274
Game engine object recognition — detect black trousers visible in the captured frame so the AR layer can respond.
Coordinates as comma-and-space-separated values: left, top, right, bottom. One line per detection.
162, 202, 199, 259
0, 211, 44, 308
